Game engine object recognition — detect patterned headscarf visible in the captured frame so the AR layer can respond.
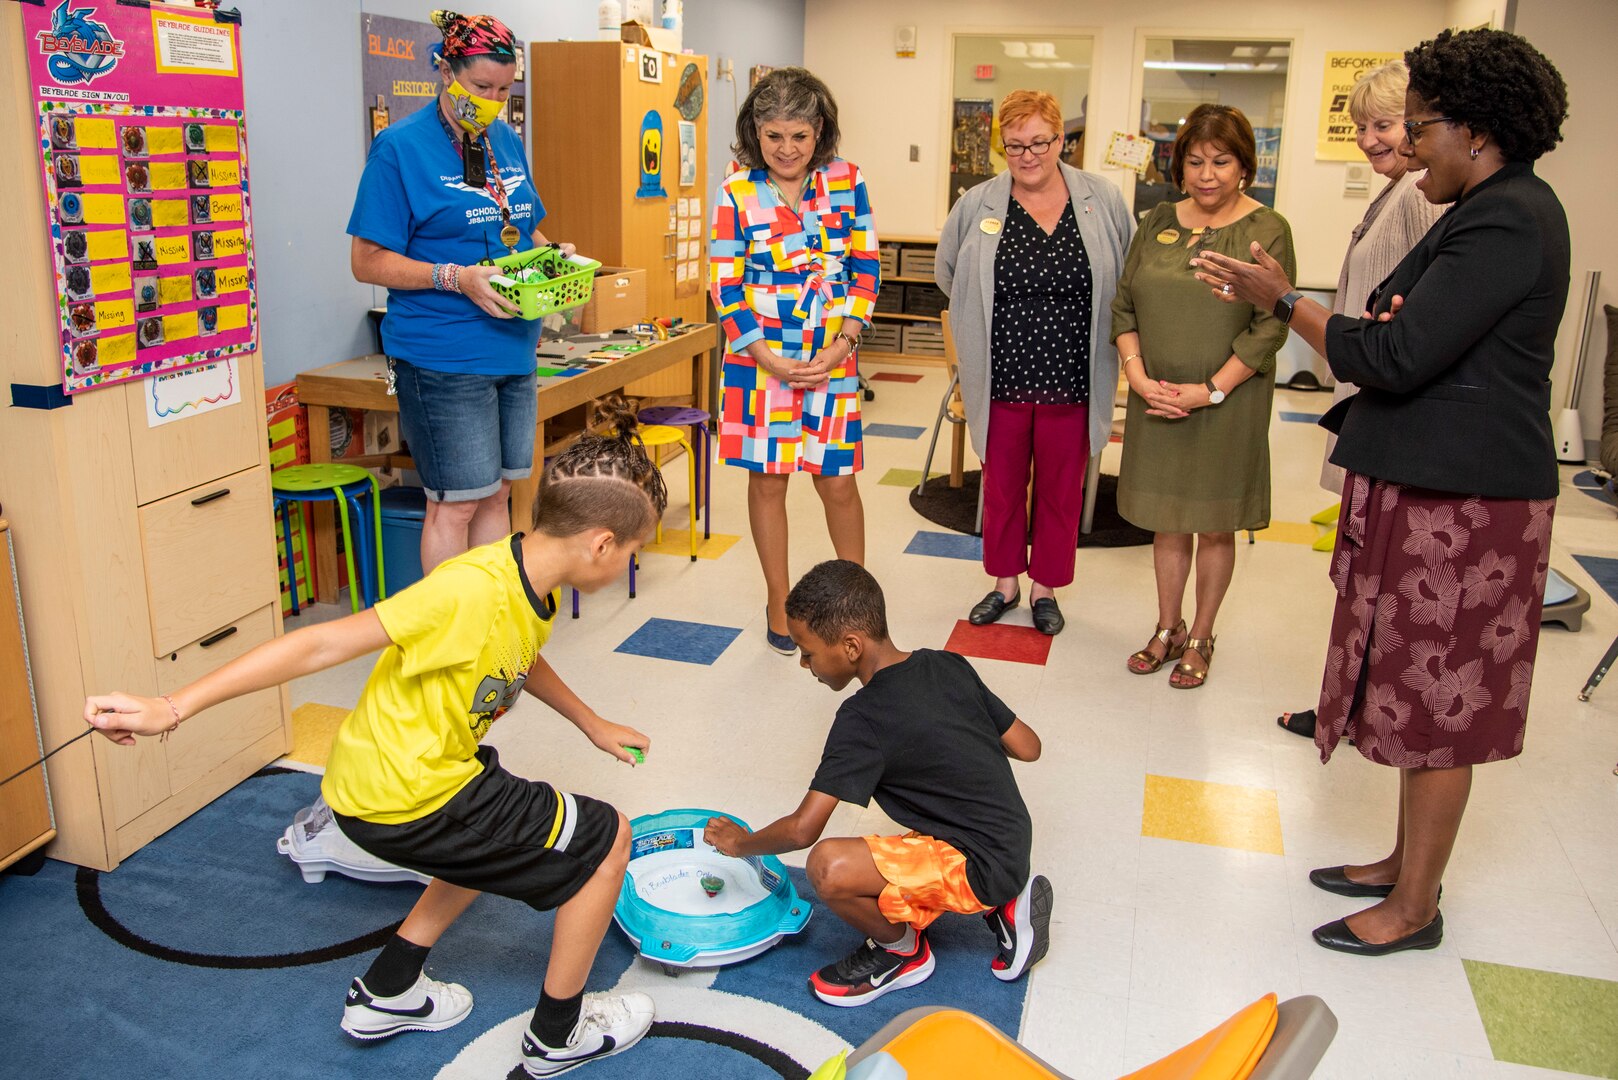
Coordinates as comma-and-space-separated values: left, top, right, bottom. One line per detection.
430, 10, 516, 61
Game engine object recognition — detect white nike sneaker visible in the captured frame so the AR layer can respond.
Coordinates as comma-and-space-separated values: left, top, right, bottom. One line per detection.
520, 991, 656, 1076
341, 972, 474, 1040
985, 874, 1053, 982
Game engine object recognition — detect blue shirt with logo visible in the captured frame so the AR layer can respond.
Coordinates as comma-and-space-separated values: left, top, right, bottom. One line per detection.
347, 106, 546, 375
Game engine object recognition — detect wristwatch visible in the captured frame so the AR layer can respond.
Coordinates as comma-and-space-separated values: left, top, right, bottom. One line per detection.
1205, 379, 1226, 405
1273, 289, 1305, 324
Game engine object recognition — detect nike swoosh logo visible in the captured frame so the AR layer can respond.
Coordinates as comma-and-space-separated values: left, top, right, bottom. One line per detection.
868, 966, 898, 988
999, 924, 1014, 951
360, 999, 434, 1018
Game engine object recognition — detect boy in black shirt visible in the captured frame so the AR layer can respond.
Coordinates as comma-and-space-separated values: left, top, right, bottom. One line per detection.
704, 560, 1051, 1007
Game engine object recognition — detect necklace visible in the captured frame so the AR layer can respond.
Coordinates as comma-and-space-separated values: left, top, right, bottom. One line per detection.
438, 104, 519, 250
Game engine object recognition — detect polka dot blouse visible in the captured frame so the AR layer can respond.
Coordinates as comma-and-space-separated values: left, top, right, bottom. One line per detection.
989, 198, 1093, 405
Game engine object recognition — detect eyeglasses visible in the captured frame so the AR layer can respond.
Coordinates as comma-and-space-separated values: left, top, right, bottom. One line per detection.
1402, 117, 1455, 143
1003, 136, 1060, 158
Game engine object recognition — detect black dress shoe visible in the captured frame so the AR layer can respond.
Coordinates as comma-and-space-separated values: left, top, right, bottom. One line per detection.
968, 591, 1019, 626
1309, 866, 1442, 901
1031, 597, 1064, 635
1313, 911, 1443, 955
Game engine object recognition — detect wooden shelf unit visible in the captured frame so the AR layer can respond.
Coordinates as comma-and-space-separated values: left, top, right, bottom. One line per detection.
0, 8, 291, 871
868, 234, 947, 365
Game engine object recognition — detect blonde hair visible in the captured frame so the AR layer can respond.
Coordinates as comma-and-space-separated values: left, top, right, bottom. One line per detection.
1348, 60, 1410, 126
998, 90, 1062, 136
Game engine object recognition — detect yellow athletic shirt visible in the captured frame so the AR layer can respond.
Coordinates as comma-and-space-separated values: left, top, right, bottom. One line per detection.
322, 535, 557, 824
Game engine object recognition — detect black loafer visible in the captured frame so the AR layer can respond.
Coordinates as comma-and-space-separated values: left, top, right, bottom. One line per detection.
1031, 597, 1064, 636
1312, 911, 1443, 955
1309, 865, 1395, 898
969, 591, 1020, 626
1309, 866, 1441, 902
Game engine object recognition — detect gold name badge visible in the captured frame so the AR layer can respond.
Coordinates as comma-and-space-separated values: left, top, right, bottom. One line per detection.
980, 217, 1002, 235
1156, 228, 1181, 245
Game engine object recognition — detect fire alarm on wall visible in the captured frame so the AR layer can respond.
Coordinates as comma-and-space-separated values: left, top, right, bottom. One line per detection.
895, 25, 916, 58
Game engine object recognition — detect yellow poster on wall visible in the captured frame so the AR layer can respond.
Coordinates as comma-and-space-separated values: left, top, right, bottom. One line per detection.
1317, 51, 1401, 161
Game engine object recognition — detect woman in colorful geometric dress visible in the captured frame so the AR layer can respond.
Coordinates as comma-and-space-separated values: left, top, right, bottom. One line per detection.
1194, 28, 1570, 955
710, 68, 880, 654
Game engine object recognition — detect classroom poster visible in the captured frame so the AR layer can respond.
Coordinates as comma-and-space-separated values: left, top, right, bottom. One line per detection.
24, 1, 258, 394
361, 13, 527, 147
1316, 51, 1401, 161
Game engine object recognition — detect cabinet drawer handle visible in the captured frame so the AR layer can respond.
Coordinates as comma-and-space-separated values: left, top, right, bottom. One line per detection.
190, 488, 231, 507
199, 626, 238, 648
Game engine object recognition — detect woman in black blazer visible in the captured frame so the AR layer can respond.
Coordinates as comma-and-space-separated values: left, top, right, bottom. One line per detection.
1194, 28, 1569, 957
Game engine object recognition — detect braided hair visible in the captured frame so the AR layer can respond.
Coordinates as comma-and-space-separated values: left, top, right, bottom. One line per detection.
531, 396, 669, 542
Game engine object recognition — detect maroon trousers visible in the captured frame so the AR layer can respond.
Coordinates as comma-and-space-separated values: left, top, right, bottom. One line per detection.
982, 402, 1090, 588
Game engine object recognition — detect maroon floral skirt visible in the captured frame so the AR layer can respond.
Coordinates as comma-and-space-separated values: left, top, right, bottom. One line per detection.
1315, 472, 1555, 767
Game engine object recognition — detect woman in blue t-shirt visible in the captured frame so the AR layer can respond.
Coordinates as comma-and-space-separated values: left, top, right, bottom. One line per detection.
348, 11, 572, 571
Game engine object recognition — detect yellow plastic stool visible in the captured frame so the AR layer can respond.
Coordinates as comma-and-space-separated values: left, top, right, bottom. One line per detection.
637, 424, 698, 561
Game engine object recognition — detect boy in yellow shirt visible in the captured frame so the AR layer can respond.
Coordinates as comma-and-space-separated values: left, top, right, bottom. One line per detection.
87, 405, 664, 1077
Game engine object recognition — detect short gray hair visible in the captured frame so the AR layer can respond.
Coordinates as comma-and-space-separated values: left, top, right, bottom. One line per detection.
732, 67, 841, 171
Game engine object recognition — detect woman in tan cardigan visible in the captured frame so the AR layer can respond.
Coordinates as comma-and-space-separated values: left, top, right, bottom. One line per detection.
1277, 60, 1443, 735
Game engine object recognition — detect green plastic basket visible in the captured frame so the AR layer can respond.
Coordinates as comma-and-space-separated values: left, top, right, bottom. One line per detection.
482, 247, 602, 321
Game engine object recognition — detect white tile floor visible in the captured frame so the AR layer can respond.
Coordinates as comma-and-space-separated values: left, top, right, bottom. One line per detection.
289, 364, 1618, 1079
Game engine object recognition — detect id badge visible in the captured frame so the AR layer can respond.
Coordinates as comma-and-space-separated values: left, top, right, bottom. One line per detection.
462, 136, 486, 190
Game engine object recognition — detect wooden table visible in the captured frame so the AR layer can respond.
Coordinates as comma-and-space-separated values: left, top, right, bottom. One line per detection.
296, 324, 717, 603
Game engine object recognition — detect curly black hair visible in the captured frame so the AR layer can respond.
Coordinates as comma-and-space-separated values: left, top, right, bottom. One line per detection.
785, 560, 889, 645
1405, 28, 1567, 162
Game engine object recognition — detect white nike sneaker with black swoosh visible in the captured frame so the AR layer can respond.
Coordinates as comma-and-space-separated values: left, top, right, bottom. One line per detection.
340, 972, 473, 1040
985, 874, 1053, 981
520, 991, 655, 1076
808, 933, 934, 1007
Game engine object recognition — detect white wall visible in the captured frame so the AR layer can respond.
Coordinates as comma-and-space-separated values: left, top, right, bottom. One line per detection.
804, 0, 1449, 287
1512, 0, 1618, 454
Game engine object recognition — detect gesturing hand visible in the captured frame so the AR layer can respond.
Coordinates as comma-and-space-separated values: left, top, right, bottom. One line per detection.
1190, 240, 1293, 311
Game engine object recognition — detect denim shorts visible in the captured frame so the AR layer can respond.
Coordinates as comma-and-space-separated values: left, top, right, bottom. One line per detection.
391, 358, 537, 503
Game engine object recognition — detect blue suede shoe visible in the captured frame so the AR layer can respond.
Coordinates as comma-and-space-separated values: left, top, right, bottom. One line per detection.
766, 625, 797, 655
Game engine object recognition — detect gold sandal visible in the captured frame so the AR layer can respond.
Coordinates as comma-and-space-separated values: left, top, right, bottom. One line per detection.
1128, 620, 1187, 674
1170, 636, 1217, 689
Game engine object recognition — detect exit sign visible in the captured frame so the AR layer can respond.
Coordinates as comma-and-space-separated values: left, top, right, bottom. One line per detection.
974, 64, 995, 80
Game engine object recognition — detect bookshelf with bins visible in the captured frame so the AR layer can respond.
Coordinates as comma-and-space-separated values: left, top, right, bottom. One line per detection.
864, 234, 948, 363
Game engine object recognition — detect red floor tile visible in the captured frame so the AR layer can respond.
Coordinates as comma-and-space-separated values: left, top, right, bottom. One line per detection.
943, 619, 1052, 666
870, 372, 924, 383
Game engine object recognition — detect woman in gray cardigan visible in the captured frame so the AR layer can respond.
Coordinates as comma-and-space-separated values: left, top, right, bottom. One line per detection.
935, 90, 1134, 635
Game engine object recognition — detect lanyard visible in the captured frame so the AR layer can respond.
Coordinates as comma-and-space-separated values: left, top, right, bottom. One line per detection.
437, 105, 519, 250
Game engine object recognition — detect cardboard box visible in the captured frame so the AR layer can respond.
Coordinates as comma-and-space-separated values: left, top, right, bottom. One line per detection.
620, 20, 681, 54
577, 266, 647, 334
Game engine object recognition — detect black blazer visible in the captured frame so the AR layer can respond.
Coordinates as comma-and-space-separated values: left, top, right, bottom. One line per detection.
1322, 162, 1569, 500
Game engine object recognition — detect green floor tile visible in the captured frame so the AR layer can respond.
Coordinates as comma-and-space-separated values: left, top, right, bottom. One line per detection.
1464, 959, 1618, 1078
878, 467, 943, 488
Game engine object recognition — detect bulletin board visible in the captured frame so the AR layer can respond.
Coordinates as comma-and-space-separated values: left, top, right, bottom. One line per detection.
361, 13, 527, 146
24, 1, 258, 395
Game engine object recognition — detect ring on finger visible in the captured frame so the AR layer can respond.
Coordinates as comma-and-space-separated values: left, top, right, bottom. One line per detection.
1221, 283, 1233, 295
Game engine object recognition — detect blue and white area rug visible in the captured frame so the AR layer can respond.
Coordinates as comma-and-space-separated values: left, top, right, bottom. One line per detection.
0, 769, 1029, 1078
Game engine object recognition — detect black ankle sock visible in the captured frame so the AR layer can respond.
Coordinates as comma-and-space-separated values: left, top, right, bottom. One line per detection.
530, 988, 584, 1048
361, 935, 431, 998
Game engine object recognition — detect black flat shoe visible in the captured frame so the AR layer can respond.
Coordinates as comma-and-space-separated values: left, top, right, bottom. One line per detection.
1277, 709, 1317, 738
1313, 911, 1443, 955
969, 590, 1020, 626
1031, 597, 1064, 635
1309, 866, 1441, 902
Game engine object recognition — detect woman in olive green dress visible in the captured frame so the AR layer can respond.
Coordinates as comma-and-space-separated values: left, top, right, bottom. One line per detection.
1112, 104, 1295, 688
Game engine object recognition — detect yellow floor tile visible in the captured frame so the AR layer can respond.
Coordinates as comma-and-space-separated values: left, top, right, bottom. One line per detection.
1141, 773, 1285, 855
286, 702, 348, 768
1253, 520, 1320, 546
641, 530, 741, 560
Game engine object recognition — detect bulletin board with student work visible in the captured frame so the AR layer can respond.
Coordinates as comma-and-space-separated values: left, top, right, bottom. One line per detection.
24, 1, 258, 395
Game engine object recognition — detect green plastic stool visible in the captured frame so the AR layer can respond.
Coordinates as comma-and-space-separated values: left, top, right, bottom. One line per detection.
271, 463, 386, 613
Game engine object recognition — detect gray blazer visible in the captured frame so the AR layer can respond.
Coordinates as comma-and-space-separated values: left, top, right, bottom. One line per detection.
935, 164, 1135, 458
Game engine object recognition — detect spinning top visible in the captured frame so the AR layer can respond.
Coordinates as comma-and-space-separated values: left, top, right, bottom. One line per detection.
700, 874, 725, 898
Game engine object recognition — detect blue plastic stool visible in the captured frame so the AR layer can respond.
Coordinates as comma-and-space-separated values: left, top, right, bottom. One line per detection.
272, 464, 386, 614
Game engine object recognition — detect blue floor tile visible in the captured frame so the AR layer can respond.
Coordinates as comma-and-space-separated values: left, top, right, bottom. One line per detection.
864, 423, 927, 440
904, 530, 983, 561
1279, 411, 1324, 423
614, 617, 743, 665
1573, 555, 1618, 606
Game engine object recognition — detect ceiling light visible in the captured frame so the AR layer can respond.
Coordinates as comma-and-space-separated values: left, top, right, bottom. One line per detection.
1029, 42, 1057, 59
1002, 41, 1028, 58
1023, 61, 1050, 69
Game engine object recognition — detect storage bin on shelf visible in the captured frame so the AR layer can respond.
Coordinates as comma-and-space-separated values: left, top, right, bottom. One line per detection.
902, 322, 948, 358
484, 247, 603, 321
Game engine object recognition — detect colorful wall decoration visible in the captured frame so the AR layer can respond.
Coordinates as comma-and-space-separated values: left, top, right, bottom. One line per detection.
360, 13, 527, 146
24, 0, 259, 395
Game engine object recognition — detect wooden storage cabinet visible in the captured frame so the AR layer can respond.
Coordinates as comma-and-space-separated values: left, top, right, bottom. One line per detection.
0, 6, 291, 871
0, 521, 54, 871
865, 234, 946, 365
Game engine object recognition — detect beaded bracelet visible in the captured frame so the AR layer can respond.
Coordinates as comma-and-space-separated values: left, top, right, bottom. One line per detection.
158, 693, 182, 743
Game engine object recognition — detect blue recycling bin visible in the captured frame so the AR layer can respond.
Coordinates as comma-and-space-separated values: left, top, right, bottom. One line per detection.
379, 486, 427, 593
